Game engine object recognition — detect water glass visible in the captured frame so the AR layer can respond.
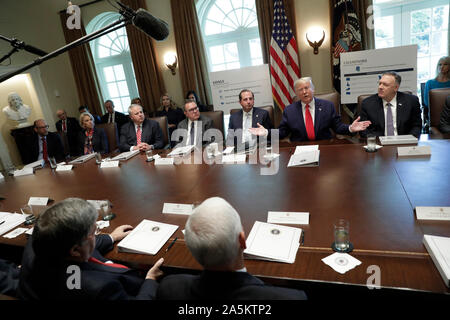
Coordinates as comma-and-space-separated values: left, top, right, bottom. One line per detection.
334, 219, 350, 252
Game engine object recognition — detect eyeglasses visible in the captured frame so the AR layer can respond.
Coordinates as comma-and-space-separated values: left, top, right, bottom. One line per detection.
36, 125, 49, 129
187, 106, 199, 113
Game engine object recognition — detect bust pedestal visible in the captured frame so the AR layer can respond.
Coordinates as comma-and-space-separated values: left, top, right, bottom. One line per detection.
10, 125, 35, 165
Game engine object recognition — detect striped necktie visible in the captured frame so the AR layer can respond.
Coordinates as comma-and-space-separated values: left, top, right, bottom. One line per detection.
136, 125, 142, 145
386, 103, 394, 136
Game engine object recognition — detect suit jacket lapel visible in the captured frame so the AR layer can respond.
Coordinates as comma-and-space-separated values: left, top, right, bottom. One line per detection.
313, 98, 322, 136
396, 93, 404, 131
295, 102, 308, 138
376, 97, 385, 134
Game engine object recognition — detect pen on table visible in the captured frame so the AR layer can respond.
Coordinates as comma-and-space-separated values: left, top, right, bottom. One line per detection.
0, 220, 5, 226
165, 237, 178, 252
300, 231, 305, 246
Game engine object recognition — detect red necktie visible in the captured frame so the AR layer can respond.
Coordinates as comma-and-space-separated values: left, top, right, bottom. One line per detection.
62, 120, 67, 132
42, 137, 48, 162
136, 126, 142, 145
88, 257, 129, 270
304, 104, 315, 141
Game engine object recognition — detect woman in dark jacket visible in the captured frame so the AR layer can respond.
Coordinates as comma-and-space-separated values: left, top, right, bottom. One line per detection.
79, 112, 109, 155
156, 93, 185, 145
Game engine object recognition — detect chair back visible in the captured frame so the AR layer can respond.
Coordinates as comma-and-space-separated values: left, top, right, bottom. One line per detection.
58, 131, 70, 156
201, 111, 224, 140
316, 92, 347, 123
149, 116, 169, 148
96, 123, 118, 153
429, 88, 450, 127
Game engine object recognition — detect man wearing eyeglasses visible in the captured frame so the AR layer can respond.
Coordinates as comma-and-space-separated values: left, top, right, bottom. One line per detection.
175, 100, 213, 147
30, 119, 65, 164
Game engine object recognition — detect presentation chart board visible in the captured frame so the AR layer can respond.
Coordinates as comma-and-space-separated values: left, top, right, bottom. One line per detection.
340, 45, 417, 104
209, 64, 273, 114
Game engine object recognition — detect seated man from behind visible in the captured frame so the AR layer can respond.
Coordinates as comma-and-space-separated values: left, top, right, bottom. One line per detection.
18, 198, 163, 300
156, 197, 307, 300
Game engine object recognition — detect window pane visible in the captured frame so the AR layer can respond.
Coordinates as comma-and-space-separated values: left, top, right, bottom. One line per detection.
209, 45, 225, 64
249, 38, 262, 60
214, 0, 233, 16
103, 66, 115, 82
112, 98, 122, 112
223, 42, 238, 62
431, 31, 447, 55
411, 9, 431, 34
121, 97, 131, 111
108, 83, 119, 98
113, 65, 126, 81
98, 45, 110, 58
417, 57, 430, 83
117, 81, 129, 96
226, 62, 240, 70
411, 34, 430, 56
432, 5, 449, 31
375, 15, 394, 40
205, 20, 223, 36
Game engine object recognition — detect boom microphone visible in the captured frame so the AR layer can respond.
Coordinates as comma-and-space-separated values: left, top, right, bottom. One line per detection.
116, 2, 169, 41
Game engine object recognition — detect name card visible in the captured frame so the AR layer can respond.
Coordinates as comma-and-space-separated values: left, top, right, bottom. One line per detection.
100, 161, 119, 168
416, 207, 450, 221
155, 158, 174, 166
14, 168, 34, 177
3, 227, 28, 239
397, 146, 431, 157
267, 211, 310, 225
56, 165, 73, 172
223, 146, 234, 155
28, 197, 49, 206
162, 203, 193, 215
222, 154, 246, 164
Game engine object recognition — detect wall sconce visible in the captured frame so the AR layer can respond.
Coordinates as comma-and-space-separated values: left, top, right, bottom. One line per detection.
306, 28, 325, 55
164, 52, 178, 75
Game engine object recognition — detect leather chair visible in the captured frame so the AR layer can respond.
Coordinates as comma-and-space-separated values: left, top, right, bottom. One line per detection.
357, 91, 414, 117
201, 111, 224, 141
429, 88, 450, 135
149, 116, 169, 148
229, 105, 274, 128
96, 123, 118, 153
58, 131, 70, 157
315, 92, 347, 123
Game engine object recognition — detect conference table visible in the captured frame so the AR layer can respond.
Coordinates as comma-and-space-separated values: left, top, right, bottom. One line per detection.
1, 135, 449, 298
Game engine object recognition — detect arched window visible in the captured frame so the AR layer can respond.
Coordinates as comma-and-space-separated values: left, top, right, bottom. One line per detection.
86, 12, 138, 113
196, 0, 263, 72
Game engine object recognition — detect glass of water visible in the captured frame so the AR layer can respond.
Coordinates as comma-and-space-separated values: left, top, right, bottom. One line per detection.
366, 135, 377, 152
95, 152, 102, 164
333, 219, 350, 252
49, 157, 57, 169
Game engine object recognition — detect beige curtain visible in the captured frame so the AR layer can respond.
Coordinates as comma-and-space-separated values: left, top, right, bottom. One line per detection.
256, 0, 298, 65
122, 0, 166, 115
354, 0, 375, 50
59, 12, 103, 117
171, 0, 212, 106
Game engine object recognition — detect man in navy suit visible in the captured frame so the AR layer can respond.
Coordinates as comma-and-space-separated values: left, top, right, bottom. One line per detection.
55, 109, 82, 156
226, 89, 273, 148
18, 198, 163, 300
359, 71, 422, 138
119, 104, 164, 152
30, 119, 65, 163
156, 197, 307, 300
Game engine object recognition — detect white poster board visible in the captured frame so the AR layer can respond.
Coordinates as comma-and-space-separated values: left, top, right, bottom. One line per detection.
209, 64, 273, 114
340, 45, 418, 104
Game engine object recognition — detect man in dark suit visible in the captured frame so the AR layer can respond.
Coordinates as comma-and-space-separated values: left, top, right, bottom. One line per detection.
226, 89, 273, 149
55, 109, 82, 156
101, 100, 129, 132
156, 197, 307, 300
439, 95, 450, 133
30, 119, 65, 163
359, 71, 422, 138
18, 198, 163, 300
119, 104, 164, 152
174, 100, 213, 147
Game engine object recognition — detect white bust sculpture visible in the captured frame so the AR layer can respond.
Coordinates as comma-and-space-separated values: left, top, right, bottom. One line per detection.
2, 92, 32, 128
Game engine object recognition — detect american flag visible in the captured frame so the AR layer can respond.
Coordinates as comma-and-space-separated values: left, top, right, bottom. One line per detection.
333, 39, 349, 58
270, 0, 300, 111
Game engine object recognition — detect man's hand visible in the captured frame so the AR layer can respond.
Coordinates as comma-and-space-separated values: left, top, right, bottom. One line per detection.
248, 123, 268, 136
349, 116, 371, 132
146, 257, 164, 280
110, 225, 133, 242
138, 143, 152, 152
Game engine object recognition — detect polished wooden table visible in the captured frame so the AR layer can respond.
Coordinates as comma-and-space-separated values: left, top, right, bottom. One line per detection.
1, 137, 449, 297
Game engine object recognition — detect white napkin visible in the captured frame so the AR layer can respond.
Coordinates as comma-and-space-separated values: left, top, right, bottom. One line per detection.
322, 252, 362, 274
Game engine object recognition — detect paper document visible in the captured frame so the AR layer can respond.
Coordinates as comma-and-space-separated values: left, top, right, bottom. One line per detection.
0, 212, 26, 236
69, 153, 96, 164
294, 145, 318, 154
56, 164, 73, 171
162, 203, 194, 215
100, 161, 119, 168
416, 207, 450, 221
267, 211, 309, 225
28, 197, 49, 206
117, 220, 178, 255
23, 160, 44, 169
111, 150, 140, 161
244, 221, 301, 263
223, 146, 234, 155
155, 158, 174, 165
222, 154, 246, 164
3, 227, 28, 239
379, 135, 418, 145
168, 145, 195, 157
423, 235, 450, 287
287, 150, 320, 167
13, 167, 34, 177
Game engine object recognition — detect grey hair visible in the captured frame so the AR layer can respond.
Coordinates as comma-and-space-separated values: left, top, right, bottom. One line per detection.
79, 112, 94, 127
382, 71, 402, 86
294, 77, 315, 91
128, 104, 143, 114
185, 197, 243, 269
32, 198, 98, 259
183, 100, 197, 111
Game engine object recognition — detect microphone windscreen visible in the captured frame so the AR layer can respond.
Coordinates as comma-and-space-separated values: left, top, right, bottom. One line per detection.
133, 9, 169, 41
